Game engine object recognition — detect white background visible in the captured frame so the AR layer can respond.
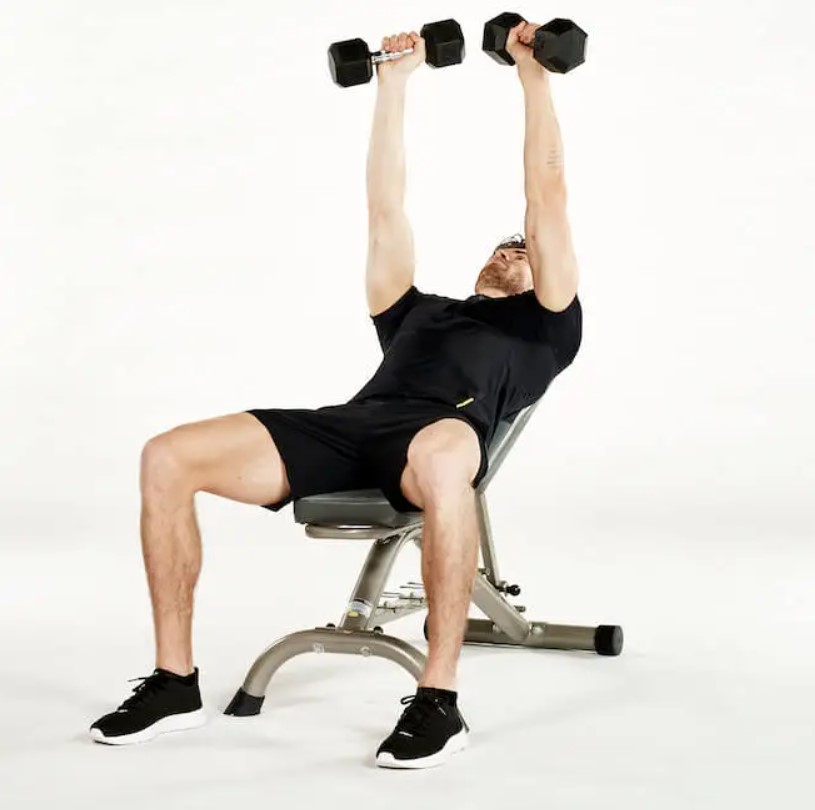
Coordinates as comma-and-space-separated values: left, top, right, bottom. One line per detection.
1, 0, 813, 807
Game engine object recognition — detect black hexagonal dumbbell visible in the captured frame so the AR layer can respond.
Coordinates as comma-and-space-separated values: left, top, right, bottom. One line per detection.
328, 18, 465, 88
483, 12, 587, 74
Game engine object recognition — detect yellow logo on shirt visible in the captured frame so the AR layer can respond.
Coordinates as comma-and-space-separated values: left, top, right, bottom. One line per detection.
456, 397, 474, 409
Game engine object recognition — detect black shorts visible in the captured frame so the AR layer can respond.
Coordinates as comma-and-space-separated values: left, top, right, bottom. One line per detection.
246, 397, 489, 513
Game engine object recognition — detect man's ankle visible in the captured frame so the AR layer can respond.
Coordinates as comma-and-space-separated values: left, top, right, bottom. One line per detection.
156, 664, 195, 678
418, 677, 457, 693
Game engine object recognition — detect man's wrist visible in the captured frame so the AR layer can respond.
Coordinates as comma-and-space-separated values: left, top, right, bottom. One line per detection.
377, 74, 409, 93
519, 68, 550, 93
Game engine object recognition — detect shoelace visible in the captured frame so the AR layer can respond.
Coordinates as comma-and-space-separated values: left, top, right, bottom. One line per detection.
117, 673, 168, 712
396, 694, 447, 737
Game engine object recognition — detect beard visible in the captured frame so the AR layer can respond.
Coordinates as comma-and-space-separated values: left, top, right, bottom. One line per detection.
475, 260, 528, 296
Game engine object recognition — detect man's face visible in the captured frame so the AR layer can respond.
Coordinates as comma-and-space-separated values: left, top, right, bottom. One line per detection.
475, 245, 534, 297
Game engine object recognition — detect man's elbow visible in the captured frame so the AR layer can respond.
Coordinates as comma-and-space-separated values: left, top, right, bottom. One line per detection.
525, 175, 567, 209
368, 206, 406, 232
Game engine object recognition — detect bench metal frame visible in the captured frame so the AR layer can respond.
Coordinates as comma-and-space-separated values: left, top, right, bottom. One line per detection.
225, 403, 622, 717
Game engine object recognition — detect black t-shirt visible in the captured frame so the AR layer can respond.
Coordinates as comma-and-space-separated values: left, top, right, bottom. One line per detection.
350, 285, 582, 445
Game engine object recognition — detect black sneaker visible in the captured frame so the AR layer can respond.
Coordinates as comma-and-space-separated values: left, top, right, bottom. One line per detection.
89, 667, 206, 745
376, 687, 469, 769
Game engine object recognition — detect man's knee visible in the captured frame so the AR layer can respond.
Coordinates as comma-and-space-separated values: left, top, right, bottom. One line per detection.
140, 429, 194, 494
405, 419, 481, 503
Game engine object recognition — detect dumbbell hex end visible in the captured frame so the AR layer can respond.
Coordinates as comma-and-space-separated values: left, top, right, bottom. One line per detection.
483, 12, 526, 66
421, 18, 466, 68
533, 19, 587, 74
328, 38, 374, 87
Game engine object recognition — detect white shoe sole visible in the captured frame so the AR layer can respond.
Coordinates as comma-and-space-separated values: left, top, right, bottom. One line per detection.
376, 727, 469, 769
90, 708, 207, 745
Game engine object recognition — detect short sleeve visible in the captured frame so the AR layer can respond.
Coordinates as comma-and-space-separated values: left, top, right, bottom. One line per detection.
370, 285, 426, 352
542, 294, 582, 371
481, 291, 583, 371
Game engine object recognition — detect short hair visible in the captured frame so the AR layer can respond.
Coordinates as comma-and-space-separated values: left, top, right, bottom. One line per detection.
494, 232, 526, 251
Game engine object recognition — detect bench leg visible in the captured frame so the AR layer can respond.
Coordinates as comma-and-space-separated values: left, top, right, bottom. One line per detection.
226, 529, 427, 716
225, 626, 427, 717
437, 571, 624, 656
462, 618, 623, 655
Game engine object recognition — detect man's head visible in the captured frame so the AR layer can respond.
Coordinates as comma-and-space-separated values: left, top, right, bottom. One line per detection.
474, 233, 533, 297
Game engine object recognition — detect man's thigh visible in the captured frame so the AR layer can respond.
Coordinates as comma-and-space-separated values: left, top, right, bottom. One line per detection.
145, 413, 291, 507
361, 407, 487, 512
246, 403, 377, 511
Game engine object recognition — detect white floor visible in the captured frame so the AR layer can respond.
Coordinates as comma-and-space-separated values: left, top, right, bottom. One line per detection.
1, 484, 813, 810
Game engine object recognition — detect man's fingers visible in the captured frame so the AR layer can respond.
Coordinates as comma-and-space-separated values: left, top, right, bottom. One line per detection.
520, 22, 538, 45
382, 34, 403, 53
508, 21, 538, 47
507, 21, 524, 45
380, 30, 423, 59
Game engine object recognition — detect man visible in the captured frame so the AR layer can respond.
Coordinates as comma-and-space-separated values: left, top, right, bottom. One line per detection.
89, 21, 581, 769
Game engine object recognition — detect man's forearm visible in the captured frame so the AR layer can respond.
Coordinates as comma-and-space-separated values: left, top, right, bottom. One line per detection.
367, 81, 408, 217
522, 78, 566, 206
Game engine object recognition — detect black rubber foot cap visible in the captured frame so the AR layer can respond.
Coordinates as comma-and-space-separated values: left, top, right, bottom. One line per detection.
224, 688, 265, 716
594, 625, 624, 656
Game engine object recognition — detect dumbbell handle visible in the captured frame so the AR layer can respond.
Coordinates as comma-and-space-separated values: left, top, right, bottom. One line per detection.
370, 47, 414, 65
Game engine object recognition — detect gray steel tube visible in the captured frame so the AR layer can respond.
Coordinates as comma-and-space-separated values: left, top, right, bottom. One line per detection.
464, 619, 597, 651
471, 573, 530, 642
240, 628, 426, 698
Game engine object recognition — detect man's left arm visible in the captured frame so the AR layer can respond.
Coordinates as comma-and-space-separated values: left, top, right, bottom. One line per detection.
508, 23, 579, 313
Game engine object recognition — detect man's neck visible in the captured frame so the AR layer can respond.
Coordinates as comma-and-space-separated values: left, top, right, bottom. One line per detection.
474, 286, 510, 299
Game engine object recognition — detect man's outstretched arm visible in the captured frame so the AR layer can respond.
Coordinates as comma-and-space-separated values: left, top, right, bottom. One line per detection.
366, 31, 425, 317
507, 23, 580, 313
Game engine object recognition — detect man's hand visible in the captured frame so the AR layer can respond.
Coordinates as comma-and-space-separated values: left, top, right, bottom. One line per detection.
505, 21, 549, 86
376, 32, 426, 85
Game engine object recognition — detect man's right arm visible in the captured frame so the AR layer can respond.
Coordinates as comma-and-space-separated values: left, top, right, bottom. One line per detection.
365, 32, 424, 317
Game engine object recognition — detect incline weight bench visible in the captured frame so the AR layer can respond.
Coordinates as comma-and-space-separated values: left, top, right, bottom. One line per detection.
225, 403, 623, 717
